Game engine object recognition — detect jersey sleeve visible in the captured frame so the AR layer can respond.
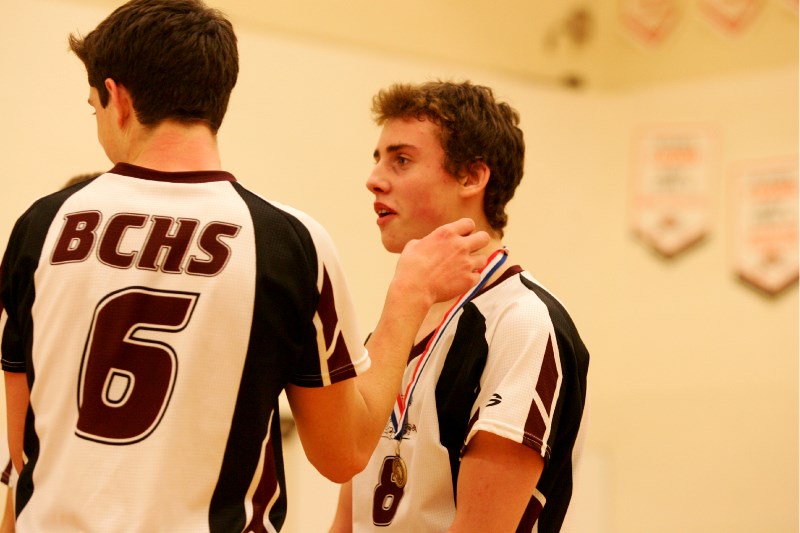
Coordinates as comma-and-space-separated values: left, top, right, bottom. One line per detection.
279, 205, 370, 387
0, 216, 33, 374
0, 293, 17, 372
465, 291, 563, 461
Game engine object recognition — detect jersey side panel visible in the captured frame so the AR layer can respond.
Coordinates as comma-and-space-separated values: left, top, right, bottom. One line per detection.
517, 273, 589, 532
434, 302, 488, 499
0, 182, 94, 522
1, 179, 94, 375
208, 183, 322, 532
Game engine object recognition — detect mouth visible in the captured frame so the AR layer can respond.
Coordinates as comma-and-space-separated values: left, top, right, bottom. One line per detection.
374, 202, 396, 220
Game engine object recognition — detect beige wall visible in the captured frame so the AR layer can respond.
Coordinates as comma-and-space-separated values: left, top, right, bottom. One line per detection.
2, 1, 797, 532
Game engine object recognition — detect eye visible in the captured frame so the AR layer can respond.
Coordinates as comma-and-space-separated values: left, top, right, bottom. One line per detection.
395, 155, 409, 167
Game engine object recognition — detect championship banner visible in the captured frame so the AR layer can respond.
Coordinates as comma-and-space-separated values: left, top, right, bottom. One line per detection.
630, 126, 715, 258
732, 157, 798, 296
698, 0, 763, 34
619, 0, 680, 46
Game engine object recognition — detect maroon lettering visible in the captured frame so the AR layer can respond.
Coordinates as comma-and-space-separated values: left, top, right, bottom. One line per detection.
186, 222, 240, 276
76, 288, 198, 444
98, 213, 148, 269
51, 212, 238, 276
51, 211, 102, 264
137, 217, 199, 273
372, 456, 406, 526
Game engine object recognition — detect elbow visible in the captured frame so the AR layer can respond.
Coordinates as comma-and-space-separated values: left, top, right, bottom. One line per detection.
311, 448, 372, 484
321, 467, 361, 485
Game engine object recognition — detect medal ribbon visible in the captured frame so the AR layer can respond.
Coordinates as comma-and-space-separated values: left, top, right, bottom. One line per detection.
390, 247, 509, 441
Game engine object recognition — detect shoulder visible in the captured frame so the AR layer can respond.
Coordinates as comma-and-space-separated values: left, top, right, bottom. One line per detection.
474, 270, 554, 327
486, 270, 581, 329
478, 270, 589, 362
229, 186, 334, 248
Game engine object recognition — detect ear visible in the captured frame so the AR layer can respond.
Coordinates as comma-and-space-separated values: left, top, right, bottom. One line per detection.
104, 78, 133, 129
458, 159, 490, 199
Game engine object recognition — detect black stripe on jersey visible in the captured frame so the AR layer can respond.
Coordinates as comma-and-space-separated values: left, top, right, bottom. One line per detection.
518, 275, 589, 533
0, 178, 94, 515
435, 302, 488, 502
209, 182, 319, 532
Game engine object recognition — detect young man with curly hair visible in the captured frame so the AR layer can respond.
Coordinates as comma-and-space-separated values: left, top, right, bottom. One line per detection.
331, 81, 590, 532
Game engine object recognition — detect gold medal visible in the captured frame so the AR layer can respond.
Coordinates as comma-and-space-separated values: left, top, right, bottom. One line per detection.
391, 455, 407, 488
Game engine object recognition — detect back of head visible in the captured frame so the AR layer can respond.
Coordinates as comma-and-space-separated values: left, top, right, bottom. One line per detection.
372, 80, 525, 236
69, 0, 239, 133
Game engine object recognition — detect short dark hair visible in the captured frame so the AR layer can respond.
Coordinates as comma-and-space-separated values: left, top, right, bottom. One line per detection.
69, 0, 238, 133
371, 80, 525, 235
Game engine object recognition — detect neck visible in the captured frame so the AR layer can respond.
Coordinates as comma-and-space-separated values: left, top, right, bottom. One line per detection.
120, 120, 222, 172
480, 235, 509, 283
474, 221, 505, 264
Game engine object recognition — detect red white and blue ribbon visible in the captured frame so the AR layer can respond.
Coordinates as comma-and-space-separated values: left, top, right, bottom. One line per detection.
390, 247, 509, 441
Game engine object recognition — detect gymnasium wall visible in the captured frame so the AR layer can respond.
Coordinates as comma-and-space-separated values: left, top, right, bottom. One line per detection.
1, 1, 797, 531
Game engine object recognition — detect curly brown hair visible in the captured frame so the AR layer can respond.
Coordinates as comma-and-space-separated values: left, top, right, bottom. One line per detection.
69, 0, 238, 134
371, 80, 525, 235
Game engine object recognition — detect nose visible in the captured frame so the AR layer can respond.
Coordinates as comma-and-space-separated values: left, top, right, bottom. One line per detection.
366, 165, 389, 194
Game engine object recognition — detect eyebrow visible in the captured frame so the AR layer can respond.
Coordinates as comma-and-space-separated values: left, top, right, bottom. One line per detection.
373, 143, 415, 160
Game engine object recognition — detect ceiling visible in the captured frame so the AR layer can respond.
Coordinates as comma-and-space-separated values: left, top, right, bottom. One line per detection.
72, 0, 798, 91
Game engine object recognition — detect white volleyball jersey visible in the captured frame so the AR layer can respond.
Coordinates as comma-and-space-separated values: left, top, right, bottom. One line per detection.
351, 266, 589, 532
0, 163, 368, 532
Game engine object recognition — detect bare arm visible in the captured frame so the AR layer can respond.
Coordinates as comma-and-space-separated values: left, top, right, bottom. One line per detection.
447, 431, 544, 533
286, 219, 489, 482
0, 486, 14, 533
328, 480, 352, 533
4, 372, 28, 476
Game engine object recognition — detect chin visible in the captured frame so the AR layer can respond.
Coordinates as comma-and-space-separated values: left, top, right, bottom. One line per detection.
380, 235, 405, 255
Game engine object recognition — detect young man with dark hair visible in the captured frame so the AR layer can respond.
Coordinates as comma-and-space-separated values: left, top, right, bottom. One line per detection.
330, 81, 590, 532
0, 3, 488, 531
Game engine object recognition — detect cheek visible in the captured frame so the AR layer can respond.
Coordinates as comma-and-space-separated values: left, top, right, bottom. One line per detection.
407, 199, 452, 234
412, 204, 440, 222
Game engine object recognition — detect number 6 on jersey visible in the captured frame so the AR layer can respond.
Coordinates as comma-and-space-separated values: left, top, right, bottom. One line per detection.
76, 287, 199, 445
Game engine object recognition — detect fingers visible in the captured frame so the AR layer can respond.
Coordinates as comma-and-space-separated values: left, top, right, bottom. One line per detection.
429, 219, 490, 249
395, 219, 498, 304
465, 230, 491, 253
445, 217, 477, 236
413, 219, 491, 272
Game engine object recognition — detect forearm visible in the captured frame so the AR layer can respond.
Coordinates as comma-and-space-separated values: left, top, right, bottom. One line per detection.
350, 280, 430, 447
4, 372, 28, 475
0, 488, 14, 533
328, 481, 353, 533
288, 280, 429, 481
